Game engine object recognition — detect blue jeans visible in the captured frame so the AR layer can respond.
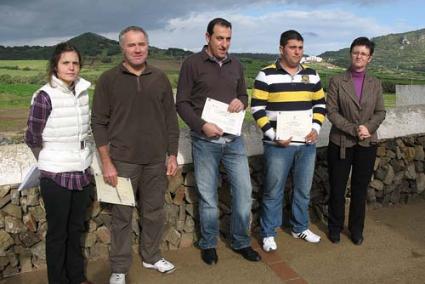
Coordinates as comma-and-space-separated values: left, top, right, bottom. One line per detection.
260, 143, 316, 237
192, 135, 252, 250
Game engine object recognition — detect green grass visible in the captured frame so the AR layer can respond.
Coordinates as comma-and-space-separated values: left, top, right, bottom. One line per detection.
383, 93, 396, 108
0, 83, 39, 108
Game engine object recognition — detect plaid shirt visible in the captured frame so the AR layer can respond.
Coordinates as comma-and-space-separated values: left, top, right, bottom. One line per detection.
25, 90, 91, 190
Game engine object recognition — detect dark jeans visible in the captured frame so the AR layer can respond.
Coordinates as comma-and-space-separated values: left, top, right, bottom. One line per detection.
327, 142, 377, 238
40, 178, 92, 284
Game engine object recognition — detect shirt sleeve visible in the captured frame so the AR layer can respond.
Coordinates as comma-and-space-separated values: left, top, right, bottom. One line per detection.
237, 62, 249, 108
161, 73, 180, 156
176, 59, 206, 134
91, 73, 111, 147
251, 70, 276, 141
311, 71, 326, 134
25, 91, 51, 148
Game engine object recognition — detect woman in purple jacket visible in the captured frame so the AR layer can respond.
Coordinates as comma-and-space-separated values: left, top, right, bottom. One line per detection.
326, 37, 386, 245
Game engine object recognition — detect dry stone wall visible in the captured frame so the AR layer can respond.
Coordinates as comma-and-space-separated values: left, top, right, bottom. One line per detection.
1, 134, 425, 278
1, 105, 425, 278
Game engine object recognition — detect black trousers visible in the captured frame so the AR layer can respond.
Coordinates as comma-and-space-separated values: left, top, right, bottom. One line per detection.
327, 142, 377, 238
40, 178, 92, 284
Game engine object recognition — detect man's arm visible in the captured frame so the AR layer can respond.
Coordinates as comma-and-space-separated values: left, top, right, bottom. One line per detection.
97, 145, 118, 187
91, 73, 117, 186
311, 71, 326, 135
176, 59, 206, 134
251, 70, 275, 141
91, 73, 111, 149
161, 72, 180, 160
236, 61, 249, 109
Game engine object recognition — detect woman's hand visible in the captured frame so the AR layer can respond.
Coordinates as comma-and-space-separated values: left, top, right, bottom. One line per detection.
358, 125, 371, 140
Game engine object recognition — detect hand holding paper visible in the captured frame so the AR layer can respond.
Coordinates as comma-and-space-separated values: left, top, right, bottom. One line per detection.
276, 109, 313, 143
201, 98, 245, 136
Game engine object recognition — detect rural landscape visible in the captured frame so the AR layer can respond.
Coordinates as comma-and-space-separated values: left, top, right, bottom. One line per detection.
1, 28, 425, 138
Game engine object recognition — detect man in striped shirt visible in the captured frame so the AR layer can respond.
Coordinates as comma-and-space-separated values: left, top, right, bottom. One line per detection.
251, 30, 326, 252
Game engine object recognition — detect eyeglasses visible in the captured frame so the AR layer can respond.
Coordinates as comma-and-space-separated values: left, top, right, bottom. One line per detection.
351, 51, 370, 58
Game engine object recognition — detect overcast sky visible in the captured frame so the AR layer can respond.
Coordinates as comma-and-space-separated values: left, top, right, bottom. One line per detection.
0, 0, 423, 55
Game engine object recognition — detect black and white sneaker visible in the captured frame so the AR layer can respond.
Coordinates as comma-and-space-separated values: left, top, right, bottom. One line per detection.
291, 229, 321, 243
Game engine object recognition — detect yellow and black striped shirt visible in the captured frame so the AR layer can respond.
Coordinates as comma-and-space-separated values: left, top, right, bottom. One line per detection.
251, 61, 326, 142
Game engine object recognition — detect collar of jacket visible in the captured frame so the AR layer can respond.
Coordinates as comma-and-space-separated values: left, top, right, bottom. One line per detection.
119, 62, 153, 76
340, 69, 374, 108
201, 45, 231, 64
50, 75, 91, 97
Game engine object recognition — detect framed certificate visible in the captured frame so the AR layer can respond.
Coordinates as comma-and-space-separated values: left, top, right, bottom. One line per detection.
276, 109, 313, 142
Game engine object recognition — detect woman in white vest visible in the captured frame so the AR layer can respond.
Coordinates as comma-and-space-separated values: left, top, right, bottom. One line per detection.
25, 43, 93, 284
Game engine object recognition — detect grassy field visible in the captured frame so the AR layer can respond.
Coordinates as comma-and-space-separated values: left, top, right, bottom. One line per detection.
0, 58, 415, 133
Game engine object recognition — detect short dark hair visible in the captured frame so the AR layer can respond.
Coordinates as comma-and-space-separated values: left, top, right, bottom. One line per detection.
119, 26, 149, 46
48, 42, 82, 84
280, 30, 303, 47
207, 18, 232, 35
350, 37, 375, 55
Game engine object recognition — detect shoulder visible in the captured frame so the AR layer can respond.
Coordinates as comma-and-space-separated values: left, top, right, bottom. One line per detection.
147, 64, 165, 75
258, 63, 278, 75
228, 54, 242, 65
300, 66, 319, 76
365, 73, 381, 84
31, 89, 51, 106
147, 64, 169, 81
98, 65, 121, 82
182, 52, 203, 66
329, 72, 346, 83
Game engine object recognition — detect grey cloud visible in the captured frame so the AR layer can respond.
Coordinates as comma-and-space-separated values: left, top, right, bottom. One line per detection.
0, 0, 274, 44
0, 0, 396, 45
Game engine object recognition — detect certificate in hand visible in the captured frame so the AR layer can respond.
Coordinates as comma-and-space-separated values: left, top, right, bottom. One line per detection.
201, 98, 245, 136
276, 109, 313, 142
94, 174, 136, 206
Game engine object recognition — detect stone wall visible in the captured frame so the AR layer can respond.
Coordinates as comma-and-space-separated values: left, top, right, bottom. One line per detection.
1, 134, 425, 278
1, 105, 425, 278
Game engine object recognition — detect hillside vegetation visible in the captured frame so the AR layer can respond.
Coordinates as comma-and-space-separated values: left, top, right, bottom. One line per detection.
320, 28, 425, 74
1, 30, 425, 91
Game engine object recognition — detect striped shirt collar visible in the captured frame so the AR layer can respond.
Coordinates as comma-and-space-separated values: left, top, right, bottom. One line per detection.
275, 59, 304, 75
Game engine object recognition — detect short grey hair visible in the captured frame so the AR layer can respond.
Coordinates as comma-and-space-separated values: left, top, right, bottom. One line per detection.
118, 26, 149, 46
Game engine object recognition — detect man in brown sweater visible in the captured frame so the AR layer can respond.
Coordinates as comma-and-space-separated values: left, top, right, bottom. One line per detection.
91, 26, 179, 284
176, 18, 260, 265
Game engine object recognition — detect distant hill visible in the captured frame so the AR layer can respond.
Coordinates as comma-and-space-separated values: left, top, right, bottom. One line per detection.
0, 32, 279, 62
319, 28, 425, 72
0, 32, 193, 60
67, 32, 121, 57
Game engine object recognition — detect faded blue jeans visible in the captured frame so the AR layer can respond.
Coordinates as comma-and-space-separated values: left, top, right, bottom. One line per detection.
260, 143, 316, 237
191, 134, 252, 250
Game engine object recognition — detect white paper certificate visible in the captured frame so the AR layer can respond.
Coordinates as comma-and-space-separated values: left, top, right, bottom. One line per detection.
94, 174, 136, 206
201, 98, 245, 136
18, 165, 40, 191
276, 109, 313, 142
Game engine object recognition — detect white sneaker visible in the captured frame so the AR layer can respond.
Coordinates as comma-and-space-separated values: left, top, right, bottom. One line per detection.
109, 273, 125, 284
143, 258, 176, 273
262, 236, 277, 252
291, 229, 321, 243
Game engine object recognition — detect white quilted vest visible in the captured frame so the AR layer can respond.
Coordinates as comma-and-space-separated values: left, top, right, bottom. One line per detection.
32, 76, 93, 173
